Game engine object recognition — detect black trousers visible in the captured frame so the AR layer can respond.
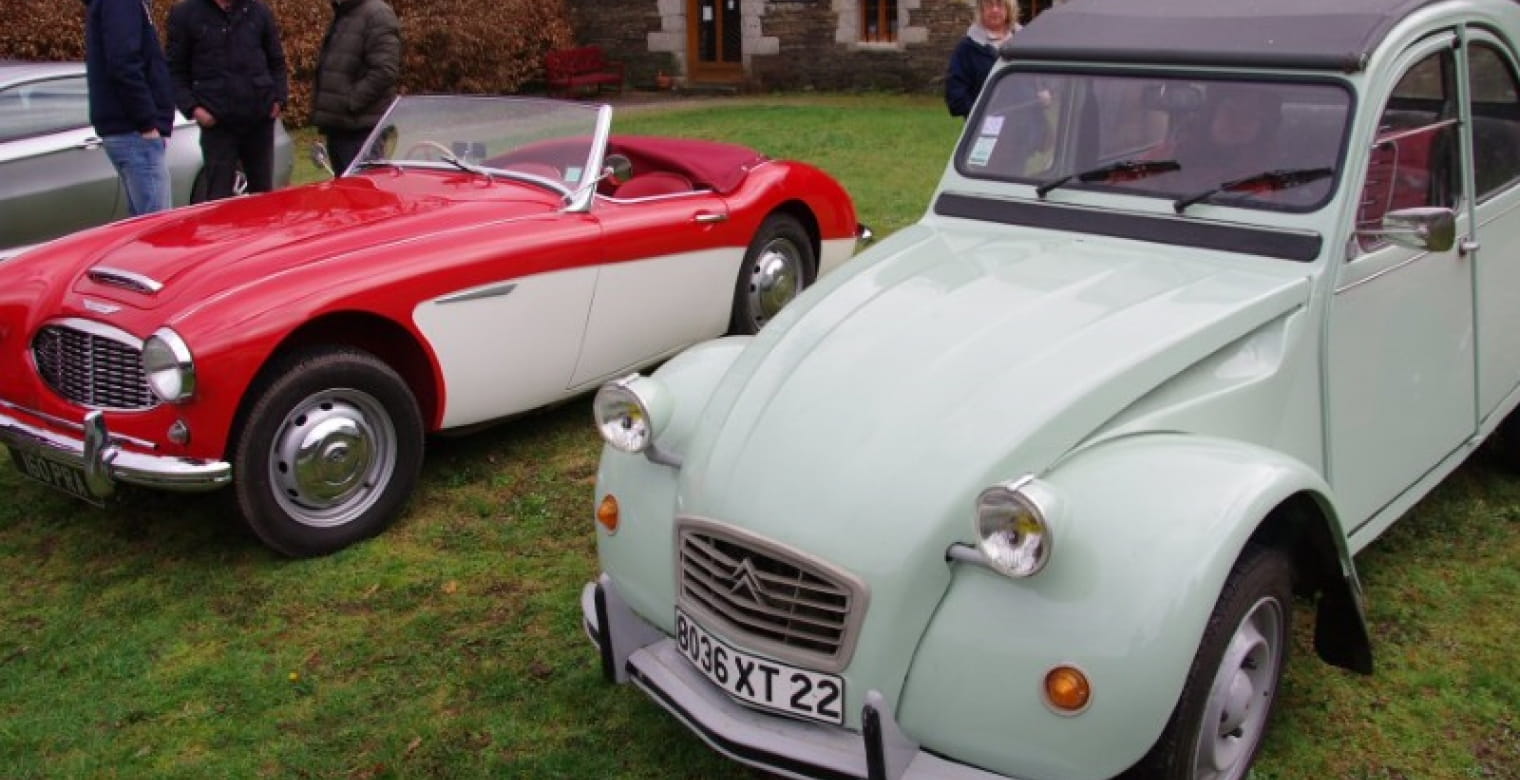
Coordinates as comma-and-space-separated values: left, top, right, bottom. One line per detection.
323, 127, 374, 176
195, 118, 276, 202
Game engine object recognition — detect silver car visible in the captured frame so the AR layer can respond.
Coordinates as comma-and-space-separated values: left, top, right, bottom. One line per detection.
0, 60, 294, 257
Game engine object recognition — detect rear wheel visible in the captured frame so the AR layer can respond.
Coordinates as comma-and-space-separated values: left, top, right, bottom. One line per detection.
231, 347, 423, 557
1140, 544, 1292, 780
1491, 410, 1520, 472
729, 213, 815, 335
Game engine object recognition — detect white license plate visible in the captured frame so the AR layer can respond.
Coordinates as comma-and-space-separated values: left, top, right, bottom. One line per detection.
674, 609, 845, 725
9, 447, 102, 506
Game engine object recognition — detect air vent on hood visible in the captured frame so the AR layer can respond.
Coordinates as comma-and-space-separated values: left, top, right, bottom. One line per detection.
88, 266, 164, 295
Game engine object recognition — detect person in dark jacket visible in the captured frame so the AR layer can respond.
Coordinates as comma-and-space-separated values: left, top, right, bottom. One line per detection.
945, 0, 1019, 118
312, 0, 401, 174
167, 0, 288, 201
82, 0, 176, 216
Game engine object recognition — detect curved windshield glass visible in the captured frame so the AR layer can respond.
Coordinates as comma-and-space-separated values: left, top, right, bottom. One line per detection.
355, 95, 608, 192
957, 71, 1352, 212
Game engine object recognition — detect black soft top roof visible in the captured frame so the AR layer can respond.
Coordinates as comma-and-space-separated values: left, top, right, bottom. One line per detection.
1006, 0, 1445, 72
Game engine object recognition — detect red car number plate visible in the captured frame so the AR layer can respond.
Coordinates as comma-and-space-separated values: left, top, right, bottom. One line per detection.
674, 609, 844, 725
9, 448, 102, 506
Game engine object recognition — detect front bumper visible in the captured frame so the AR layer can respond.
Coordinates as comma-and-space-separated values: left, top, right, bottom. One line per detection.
0, 403, 231, 497
582, 575, 1014, 780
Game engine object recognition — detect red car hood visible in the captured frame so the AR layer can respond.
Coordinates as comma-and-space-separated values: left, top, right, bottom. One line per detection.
36, 173, 563, 312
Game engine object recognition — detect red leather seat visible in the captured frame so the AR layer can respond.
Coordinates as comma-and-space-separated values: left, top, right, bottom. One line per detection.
614, 172, 693, 198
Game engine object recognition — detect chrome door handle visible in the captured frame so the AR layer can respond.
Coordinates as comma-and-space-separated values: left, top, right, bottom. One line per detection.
76, 138, 103, 150
693, 212, 728, 224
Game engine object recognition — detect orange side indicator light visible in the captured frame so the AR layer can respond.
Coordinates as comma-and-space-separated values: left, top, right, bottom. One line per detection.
596, 494, 620, 534
1043, 666, 1091, 714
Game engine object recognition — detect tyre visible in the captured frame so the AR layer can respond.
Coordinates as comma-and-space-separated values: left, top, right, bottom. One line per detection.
1491, 409, 1520, 472
231, 347, 424, 557
189, 168, 210, 205
1138, 544, 1293, 780
189, 167, 248, 204
729, 213, 816, 335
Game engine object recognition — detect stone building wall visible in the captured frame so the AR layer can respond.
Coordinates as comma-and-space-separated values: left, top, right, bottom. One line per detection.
563, 0, 977, 93
564, 0, 678, 89
749, 0, 969, 92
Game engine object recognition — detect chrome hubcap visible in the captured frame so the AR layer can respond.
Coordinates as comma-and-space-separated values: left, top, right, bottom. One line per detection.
1191, 596, 1283, 780
270, 389, 396, 528
745, 237, 803, 329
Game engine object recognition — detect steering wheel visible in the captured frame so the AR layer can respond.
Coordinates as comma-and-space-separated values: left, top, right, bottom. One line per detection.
405, 140, 457, 161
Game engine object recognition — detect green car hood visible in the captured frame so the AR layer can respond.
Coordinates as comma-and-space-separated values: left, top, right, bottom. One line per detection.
672, 221, 1310, 687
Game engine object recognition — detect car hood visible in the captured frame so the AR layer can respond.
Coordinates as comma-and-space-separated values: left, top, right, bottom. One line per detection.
36, 174, 562, 311
678, 221, 1311, 571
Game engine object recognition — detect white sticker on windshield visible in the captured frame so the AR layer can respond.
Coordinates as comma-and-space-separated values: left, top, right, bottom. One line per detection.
967, 136, 997, 167
565, 166, 583, 183
980, 115, 1005, 136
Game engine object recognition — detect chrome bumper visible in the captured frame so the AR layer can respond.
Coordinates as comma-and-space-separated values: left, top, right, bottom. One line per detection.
0, 406, 231, 496
581, 575, 1013, 780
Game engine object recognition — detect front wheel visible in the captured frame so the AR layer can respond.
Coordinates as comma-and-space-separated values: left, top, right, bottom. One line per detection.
729, 213, 815, 335
231, 347, 424, 557
1139, 544, 1292, 780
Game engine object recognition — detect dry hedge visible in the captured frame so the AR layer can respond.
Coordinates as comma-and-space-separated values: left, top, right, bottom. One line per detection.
2, 0, 575, 125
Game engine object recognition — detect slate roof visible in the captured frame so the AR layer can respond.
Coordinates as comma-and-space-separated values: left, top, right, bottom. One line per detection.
1006, 0, 1447, 72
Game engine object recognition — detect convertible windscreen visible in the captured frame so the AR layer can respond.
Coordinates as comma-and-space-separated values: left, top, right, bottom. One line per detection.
957, 71, 1353, 211
356, 95, 607, 189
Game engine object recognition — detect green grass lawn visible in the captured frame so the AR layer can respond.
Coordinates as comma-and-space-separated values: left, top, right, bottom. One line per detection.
2, 94, 1517, 778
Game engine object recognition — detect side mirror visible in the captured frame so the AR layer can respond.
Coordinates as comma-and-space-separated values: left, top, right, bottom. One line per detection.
1356, 206, 1457, 252
563, 153, 636, 213
603, 153, 633, 184
311, 142, 334, 178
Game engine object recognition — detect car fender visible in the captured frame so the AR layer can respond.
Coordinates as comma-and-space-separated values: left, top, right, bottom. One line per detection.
895, 432, 1358, 780
596, 336, 752, 631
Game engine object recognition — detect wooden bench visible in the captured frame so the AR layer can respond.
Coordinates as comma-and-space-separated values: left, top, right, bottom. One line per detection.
545, 45, 625, 99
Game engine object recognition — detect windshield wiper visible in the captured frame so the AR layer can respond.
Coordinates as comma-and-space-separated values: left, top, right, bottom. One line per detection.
1172, 167, 1333, 213
1035, 159, 1180, 198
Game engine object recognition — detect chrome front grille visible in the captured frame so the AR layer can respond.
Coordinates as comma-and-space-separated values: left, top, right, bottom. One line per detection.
677, 518, 867, 673
32, 322, 156, 410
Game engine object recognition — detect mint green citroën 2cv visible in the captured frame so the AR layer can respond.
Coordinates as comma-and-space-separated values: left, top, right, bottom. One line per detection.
581, 0, 1520, 777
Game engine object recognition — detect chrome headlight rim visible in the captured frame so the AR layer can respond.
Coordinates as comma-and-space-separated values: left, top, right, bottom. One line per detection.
974, 475, 1053, 578
593, 374, 656, 454
141, 327, 196, 404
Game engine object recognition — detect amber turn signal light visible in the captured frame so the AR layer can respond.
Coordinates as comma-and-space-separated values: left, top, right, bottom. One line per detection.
596, 494, 620, 534
1043, 666, 1091, 714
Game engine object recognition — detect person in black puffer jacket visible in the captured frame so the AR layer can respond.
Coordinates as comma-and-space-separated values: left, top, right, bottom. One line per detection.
166, 0, 288, 201
312, 0, 401, 174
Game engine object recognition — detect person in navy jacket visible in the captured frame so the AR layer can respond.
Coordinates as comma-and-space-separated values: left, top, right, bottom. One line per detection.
82, 0, 177, 215
945, 0, 1019, 118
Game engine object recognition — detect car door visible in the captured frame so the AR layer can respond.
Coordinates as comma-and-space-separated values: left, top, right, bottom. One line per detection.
0, 74, 122, 250
568, 189, 744, 387
1464, 35, 1520, 425
1327, 36, 1476, 541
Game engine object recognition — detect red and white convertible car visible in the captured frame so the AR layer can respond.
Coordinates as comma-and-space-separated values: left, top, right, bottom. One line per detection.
0, 95, 865, 556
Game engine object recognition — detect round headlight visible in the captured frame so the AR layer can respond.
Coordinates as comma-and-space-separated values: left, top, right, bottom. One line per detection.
593, 375, 656, 453
975, 480, 1052, 578
141, 327, 196, 404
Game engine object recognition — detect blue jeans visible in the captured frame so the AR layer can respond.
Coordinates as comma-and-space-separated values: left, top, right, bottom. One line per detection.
102, 133, 172, 216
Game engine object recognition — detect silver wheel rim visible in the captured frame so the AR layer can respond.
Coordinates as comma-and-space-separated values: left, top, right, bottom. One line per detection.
1190, 595, 1284, 780
268, 388, 397, 529
744, 236, 804, 330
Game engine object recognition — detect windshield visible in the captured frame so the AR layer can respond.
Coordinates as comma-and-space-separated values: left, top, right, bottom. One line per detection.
957, 71, 1353, 212
354, 95, 609, 193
